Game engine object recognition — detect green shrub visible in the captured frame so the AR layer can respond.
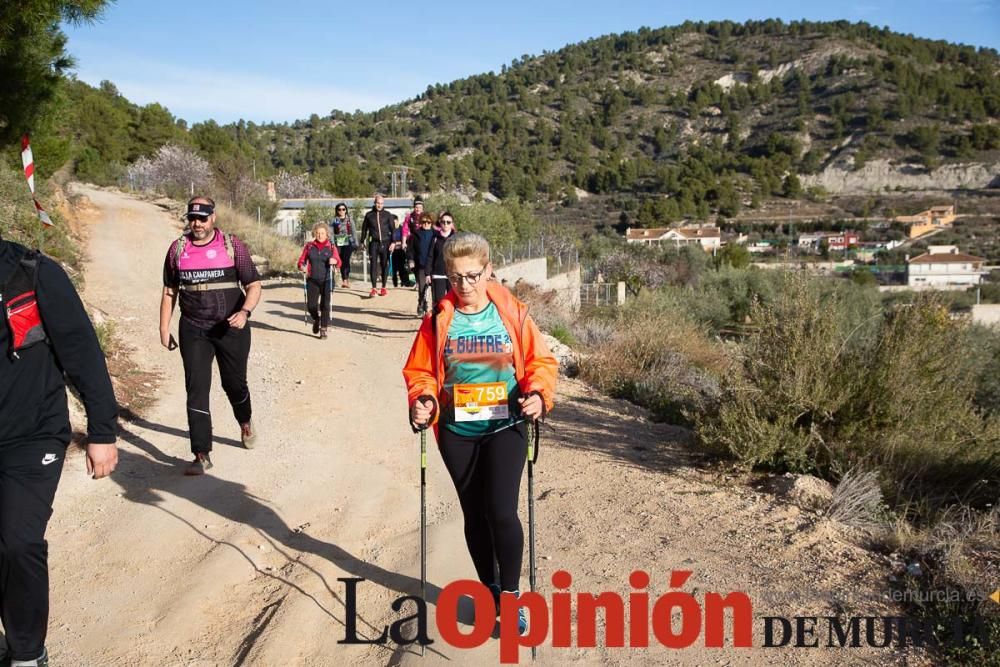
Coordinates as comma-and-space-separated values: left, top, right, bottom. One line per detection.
696, 274, 1000, 516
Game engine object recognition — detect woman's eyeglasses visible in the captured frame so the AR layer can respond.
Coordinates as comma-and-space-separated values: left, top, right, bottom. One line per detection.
440, 219, 454, 225
447, 268, 485, 286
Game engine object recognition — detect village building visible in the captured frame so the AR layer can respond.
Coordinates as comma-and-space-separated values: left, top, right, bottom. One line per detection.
625, 225, 722, 251
907, 245, 985, 288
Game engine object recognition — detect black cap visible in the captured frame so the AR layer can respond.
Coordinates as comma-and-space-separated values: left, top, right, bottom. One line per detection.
186, 201, 214, 218
413, 198, 424, 206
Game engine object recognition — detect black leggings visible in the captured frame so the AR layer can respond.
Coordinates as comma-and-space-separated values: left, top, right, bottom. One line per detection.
391, 248, 410, 286
368, 242, 389, 289
179, 318, 252, 454
337, 244, 354, 281
431, 277, 449, 308
438, 422, 527, 591
306, 276, 331, 328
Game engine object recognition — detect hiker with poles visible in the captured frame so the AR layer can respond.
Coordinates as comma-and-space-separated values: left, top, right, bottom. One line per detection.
330, 202, 357, 288
159, 197, 262, 475
389, 214, 413, 288
425, 211, 457, 310
359, 194, 393, 298
407, 211, 436, 317
402, 232, 557, 637
297, 221, 341, 339
0, 232, 119, 667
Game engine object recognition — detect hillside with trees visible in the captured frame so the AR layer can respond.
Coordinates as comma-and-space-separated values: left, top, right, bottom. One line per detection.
16, 19, 999, 225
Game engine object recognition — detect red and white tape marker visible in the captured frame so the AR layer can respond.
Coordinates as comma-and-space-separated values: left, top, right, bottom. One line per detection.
20, 135, 54, 227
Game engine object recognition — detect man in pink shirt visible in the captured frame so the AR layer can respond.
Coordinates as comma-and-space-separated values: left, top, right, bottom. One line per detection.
159, 197, 263, 475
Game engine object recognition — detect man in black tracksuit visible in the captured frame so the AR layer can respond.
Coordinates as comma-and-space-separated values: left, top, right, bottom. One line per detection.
0, 236, 118, 666
358, 194, 394, 297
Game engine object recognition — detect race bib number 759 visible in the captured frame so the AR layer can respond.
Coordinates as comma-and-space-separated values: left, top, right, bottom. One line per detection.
454, 382, 509, 422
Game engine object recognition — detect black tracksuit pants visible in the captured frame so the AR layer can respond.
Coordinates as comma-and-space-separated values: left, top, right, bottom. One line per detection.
0, 439, 65, 661
179, 318, 252, 454
438, 422, 527, 592
306, 276, 332, 328
367, 242, 389, 289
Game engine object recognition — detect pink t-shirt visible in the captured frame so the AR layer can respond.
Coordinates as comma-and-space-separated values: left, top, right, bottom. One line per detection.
163, 230, 260, 329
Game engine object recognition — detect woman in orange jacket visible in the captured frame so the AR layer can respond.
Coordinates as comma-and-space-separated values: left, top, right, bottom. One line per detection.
402, 232, 557, 635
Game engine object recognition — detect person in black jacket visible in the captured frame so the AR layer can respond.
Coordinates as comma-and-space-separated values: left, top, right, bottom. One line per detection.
0, 235, 118, 667
407, 212, 437, 317
426, 211, 457, 309
358, 194, 394, 297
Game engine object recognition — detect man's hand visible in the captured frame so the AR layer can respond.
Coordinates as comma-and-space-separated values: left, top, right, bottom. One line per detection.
86, 442, 118, 479
518, 393, 544, 421
425, 276, 432, 285
299, 266, 308, 273
160, 328, 173, 349
227, 310, 249, 329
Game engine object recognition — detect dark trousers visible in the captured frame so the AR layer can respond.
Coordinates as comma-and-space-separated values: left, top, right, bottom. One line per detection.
431, 277, 450, 309
367, 242, 389, 289
306, 276, 332, 328
438, 423, 527, 591
415, 268, 429, 313
391, 248, 411, 287
0, 439, 65, 661
179, 318, 252, 454
337, 244, 353, 281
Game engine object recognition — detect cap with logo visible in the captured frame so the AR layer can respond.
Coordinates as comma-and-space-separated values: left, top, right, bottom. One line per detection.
187, 202, 215, 218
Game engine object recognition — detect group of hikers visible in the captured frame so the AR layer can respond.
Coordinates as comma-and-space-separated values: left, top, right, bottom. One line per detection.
0, 191, 556, 664
296, 194, 459, 337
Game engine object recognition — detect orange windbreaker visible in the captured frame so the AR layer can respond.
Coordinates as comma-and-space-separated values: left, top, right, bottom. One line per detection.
402, 281, 557, 435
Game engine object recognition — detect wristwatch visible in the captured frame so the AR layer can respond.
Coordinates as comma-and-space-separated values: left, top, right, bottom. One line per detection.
241, 309, 252, 319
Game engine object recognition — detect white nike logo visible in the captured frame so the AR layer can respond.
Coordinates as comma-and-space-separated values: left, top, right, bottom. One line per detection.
41, 453, 58, 465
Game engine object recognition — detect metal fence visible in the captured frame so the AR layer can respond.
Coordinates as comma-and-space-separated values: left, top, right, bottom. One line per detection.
579, 282, 621, 308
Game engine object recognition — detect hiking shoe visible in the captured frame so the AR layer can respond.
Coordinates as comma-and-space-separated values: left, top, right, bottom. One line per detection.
240, 421, 257, 449
379, 288, 387, 296
500, 590, 528, 635
312, 319, 320, 334
320, 328, 328, 339
185, 453, 212, 476
341, 281, 348, 288
344, 280, 351, 289
11, 647, 48, 667
369, 288, 377, 297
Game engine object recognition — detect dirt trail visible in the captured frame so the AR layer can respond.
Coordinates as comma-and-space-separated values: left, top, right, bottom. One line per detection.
44, 185, 923, 666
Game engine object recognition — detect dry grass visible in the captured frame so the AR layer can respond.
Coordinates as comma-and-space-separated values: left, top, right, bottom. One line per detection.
215, 203, 301, 275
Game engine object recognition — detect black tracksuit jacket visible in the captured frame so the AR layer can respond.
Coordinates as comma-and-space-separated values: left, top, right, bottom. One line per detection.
0, 240, 117, 447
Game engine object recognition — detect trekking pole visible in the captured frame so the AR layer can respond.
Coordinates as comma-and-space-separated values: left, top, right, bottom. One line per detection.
527, 419, 538, 662
302, 276, 308, 325
420, 426, 428, 657
327, 265, 334, 325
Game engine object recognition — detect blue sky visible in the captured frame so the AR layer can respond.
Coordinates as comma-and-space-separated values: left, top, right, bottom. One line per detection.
65, 0, 999, 125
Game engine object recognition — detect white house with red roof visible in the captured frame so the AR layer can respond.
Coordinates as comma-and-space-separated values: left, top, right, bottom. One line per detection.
907, 245, 986, 288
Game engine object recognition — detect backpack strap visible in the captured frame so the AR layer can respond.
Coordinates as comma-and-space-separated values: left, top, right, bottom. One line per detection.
173, 235, 187, 268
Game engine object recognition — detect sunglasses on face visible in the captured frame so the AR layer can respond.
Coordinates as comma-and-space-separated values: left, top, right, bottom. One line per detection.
187, 215, 209, 223
440, 219, 454, 225
336, 208, 346, 212
447, 268, 486, 286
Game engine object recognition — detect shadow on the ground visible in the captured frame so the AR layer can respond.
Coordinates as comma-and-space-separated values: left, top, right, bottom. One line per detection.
543, 388, 703, 472
112, 420, 473, 648
119, 408, 244, 449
